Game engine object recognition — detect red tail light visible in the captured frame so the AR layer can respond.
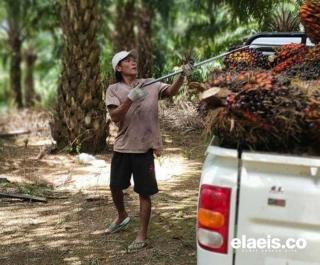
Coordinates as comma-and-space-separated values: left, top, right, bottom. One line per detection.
197, 184, 231, 254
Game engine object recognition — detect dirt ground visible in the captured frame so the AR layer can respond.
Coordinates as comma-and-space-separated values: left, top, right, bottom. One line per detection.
0, 109, 208, 265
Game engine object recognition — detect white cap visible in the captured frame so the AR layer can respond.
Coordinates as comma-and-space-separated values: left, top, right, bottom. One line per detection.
111, 50, 136, 71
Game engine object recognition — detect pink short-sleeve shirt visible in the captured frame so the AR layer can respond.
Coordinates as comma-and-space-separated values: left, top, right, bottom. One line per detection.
105, 79, 169, 153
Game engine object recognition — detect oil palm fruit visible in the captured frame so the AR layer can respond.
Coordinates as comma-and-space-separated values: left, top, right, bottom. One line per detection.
272, 44, 307, 73
300, 0, 320, 44
224, 48, 262, 70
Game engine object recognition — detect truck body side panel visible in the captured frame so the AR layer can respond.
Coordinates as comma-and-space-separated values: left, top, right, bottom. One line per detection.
235, 152, 320, 265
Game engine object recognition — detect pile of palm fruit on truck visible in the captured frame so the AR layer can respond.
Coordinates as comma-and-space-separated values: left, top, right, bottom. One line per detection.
193, 0, 320, 154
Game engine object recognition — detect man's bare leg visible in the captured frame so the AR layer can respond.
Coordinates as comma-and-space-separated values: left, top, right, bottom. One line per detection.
111, 188, 128, 223
136, 195, 151, 241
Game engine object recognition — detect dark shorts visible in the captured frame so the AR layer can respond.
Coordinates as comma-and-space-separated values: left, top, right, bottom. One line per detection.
110, 149, 158, 196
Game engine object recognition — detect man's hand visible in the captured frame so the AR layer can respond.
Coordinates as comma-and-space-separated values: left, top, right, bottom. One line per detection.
153, 149, 161, 158
181, 62, 193, 77
127, 83, 146, 102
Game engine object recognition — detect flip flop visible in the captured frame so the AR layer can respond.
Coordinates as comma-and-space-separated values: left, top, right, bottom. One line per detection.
127, 240, 147, 253
104, 217, 130, 234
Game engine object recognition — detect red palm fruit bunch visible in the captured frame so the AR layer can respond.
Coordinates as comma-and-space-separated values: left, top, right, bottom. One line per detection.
305, 43, 320, 62
232, 71, 274, 91
285, 60, 320, 80
208, 70, 275, 92
300, 0, 320, 44
209, 70, 274, 92
275, 43, 307, 62
285, 44, 320, 80
272, 43, 308, 73
208, 69, 235, 87
204, 72, 308, 151
224, 48, 265, 70
272, 54, 306, 73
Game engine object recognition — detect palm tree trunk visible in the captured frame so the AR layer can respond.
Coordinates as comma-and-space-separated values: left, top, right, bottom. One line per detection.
24, 48, 38, 107
112, 0, 136, 52
8, 26, 23, 108
137, 0, 153, 78
51, 0, 107, 153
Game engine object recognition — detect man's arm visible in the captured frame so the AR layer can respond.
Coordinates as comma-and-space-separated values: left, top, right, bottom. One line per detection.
163, 63, 193, 97
108, 99, 132, 123
107, 83, 146, 122
163, 74, 185, 97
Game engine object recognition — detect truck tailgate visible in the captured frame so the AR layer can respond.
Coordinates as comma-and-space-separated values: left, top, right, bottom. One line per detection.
235, 152, 320, 265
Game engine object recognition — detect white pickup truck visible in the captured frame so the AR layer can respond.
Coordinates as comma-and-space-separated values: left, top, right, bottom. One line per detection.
196, 33, 320, 265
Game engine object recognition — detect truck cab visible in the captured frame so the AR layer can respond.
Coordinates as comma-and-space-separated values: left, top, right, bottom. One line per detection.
196, 33, 320, 265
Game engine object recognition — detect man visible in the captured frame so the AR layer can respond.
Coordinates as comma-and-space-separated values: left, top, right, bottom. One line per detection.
105, 50, 192, 252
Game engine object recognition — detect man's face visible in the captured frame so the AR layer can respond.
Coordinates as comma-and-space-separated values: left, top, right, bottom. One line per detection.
116, 55, 137, 76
